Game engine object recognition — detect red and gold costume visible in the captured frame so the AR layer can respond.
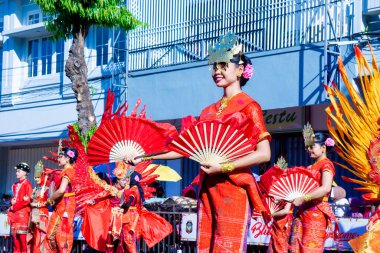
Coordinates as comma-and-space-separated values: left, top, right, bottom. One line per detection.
45, 165, 76, 253
119, 184, 172, 253
267, 210, 293, 253
349, 206, 380, 252
81, 186, 122, 253
197, 92, 270, 252
289, 158, 337, 253
27, 176, 49, 253
8, 178, 33, 253
105, 189, 124, 252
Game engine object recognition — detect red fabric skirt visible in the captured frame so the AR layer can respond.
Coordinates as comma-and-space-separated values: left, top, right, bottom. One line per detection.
197, 174, 251, 253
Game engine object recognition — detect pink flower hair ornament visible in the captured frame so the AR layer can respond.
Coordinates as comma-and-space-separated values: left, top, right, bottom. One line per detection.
242, 64, 254, 79
66, 150, 75, 158
324, 138, 335, 147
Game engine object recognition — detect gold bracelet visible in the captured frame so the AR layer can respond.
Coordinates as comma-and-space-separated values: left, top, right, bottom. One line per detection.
220, 162, 235, 173
47, 198, 55, 206
141, 156, 153, 161
303, 194, 312, 202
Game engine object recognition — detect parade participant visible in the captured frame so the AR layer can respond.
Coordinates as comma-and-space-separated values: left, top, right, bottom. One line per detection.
119, 168, 172, 253
289, 125, 337, 253
82, 162, 129, 253
27, 161, 49, 253
267, 202, 293, 253
261, 157, 293, 253
132, 32, 271, 252
8, 162, 33, 253
45, 146, 78, 253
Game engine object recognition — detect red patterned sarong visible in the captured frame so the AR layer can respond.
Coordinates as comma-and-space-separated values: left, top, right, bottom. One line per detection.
197, 174, 251, 253
267, 213, 292, 253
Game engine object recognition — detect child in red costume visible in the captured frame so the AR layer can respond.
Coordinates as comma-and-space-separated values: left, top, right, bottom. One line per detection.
8, 162, 33, 253
27, 161, 49, 253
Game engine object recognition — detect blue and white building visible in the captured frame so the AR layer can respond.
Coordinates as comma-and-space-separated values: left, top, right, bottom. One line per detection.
0, 0, 377, 197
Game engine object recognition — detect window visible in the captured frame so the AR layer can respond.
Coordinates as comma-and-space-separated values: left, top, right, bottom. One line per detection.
56, 39, 64, 73
27, 37, 63, 77
28, 39, 39, 77
28, 13, 40, 25
113, 29, 126, 63
96, 27, 109, 66
0, 20, 3, 32
41, 38, 52, 75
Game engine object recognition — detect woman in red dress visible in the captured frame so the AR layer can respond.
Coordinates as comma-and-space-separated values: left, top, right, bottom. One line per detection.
45, 147, 78, 253
132, 33, 271, 253
289, 129, 338, 253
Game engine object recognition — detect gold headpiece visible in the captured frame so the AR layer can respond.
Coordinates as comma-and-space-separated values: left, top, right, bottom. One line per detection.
303, 122, 315, 147
275, 156, 288, 170
57, 139, 63, 155
34, 160, 44, 178
208, 32, 243, 65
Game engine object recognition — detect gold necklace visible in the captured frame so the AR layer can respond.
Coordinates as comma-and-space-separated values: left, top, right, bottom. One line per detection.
216, 96, 231, 116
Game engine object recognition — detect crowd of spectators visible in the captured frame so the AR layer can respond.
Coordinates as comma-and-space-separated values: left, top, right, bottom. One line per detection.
330, 186, 377, 218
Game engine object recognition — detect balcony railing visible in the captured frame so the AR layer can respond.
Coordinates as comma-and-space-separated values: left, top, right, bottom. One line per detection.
127, 0, 354, 71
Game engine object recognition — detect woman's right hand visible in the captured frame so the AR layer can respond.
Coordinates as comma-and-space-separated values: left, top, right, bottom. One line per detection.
366, 220, 374, 231
123, 157, 142, 166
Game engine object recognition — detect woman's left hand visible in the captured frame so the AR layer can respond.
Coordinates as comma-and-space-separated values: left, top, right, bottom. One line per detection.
292, 197, 304, 207
200, 162, 222, 175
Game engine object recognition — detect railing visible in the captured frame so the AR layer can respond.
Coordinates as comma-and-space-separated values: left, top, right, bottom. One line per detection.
127, 0, 354, 71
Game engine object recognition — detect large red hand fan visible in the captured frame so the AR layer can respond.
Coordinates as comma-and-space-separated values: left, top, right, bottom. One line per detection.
168, 113, 260, 164
268, 167, 319, 202
87, 116, 177, 166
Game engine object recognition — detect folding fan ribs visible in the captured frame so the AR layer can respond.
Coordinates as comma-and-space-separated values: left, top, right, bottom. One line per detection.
87, 116, 177, 166
168, 114, 259, 164
268, 167, 319, 202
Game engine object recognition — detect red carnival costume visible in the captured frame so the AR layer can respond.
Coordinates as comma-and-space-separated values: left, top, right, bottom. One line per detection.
268, 211, 293, 253
289, 158, 337, 253
80, 91, 176, 252
118, 171, 172, 253
45, 164, 76, 253
8, 163, 33, 253
27, 161, 49, 253
196, 92, 270, 252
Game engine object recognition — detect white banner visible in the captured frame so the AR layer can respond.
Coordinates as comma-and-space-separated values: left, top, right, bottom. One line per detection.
180, 215, 368, 251
0, 213, 10, 236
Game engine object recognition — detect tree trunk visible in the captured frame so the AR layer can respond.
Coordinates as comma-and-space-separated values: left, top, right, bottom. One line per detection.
65, 30, 96, 137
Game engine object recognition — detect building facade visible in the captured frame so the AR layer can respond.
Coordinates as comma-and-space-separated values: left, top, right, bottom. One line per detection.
0, 0, 377, 197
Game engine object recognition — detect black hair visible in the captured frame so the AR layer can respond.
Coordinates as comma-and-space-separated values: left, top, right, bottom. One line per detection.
97, 172, 111, 185
230, 53, 252, 87
130, 171, 145, 204
61, 147, 78, 164
314, 132, 334, 153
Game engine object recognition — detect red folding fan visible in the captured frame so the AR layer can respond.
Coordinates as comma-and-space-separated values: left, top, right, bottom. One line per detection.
168, 113, 260, 164
268, 166, 319, 202
87, 116, 177, 166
